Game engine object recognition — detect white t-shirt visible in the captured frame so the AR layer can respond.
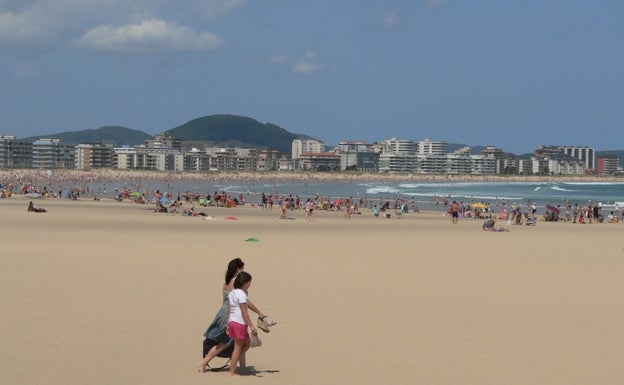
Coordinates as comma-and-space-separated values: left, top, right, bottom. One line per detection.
228, 288, 248, 325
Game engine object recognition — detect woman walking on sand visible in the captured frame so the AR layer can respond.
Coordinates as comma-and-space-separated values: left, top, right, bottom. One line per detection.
198, 258, 274, 372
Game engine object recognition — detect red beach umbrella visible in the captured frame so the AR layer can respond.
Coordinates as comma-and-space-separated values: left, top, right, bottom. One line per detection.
545, 204, 560, 214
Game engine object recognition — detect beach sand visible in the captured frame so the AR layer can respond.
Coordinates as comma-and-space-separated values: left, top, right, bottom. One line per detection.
2, 195, 624, 384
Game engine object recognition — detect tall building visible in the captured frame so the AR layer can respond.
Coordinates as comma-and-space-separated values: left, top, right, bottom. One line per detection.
482, 146, 517, 174
337, 140, 376, 171
0, 135, 33, 169
292, 139, 324, 159
597, 155, 619, 175
32, 139, 74, 169
298, 152, 341, 171
417, 139, 448, 155
379, 137, 417, 173
75, 143, 114, 169
257, 150, 283, 171
145, 132, 182, 151
383, 137, 417, 154
560, 146, 595, 170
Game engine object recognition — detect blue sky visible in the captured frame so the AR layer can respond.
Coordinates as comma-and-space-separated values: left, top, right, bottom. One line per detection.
1, 0, 622, 154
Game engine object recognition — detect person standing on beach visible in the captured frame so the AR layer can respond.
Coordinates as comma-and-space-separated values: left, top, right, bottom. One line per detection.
450, 200, 459, 224
279, 197, 288, 219
344, 197, 353, 220
305, 198, 315, 221
227, 272, 257, 377
261, 192, 267, 210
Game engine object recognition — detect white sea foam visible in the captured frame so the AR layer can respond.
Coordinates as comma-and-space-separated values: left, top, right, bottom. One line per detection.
563, 182, 622, 186
400, 191, 523, 201
366, 187, 401, 194
550, 186, 574, 192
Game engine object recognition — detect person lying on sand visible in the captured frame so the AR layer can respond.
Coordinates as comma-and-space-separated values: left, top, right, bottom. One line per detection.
27, 201, 47, 213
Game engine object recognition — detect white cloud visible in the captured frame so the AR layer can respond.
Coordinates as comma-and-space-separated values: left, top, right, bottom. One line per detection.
75, 18, 223, 54
270, 54, 287, 64
0, 5, 65, 54
0, 0, 244, 56
291, 51, 322, 75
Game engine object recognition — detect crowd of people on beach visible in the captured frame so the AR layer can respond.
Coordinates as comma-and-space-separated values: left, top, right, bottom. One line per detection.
3, 169, 623, 226
440, 197, 623, 226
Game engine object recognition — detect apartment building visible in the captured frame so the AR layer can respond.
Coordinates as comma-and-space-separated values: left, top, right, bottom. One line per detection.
292, 139, 324, 159
0, 135, 32, 168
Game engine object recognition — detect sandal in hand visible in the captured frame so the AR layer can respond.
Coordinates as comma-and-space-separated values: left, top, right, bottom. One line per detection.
257, 316, 277, 333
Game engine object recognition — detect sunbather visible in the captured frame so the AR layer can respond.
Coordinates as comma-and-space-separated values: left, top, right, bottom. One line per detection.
27, 201, 47, 213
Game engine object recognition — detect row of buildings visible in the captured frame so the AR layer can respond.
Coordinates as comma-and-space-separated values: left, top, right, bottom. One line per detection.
292, 138, 613, 175
0, 134, 619, 175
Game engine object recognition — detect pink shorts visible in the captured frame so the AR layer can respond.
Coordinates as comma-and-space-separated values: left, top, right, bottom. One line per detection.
228, 321, 249, 340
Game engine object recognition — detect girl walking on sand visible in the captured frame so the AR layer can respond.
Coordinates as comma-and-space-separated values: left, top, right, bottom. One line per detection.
227, 272, 257, 376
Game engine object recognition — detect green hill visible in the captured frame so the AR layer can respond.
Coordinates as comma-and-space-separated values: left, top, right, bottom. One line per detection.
19, 126, 152, 147
167, 114, 312, 153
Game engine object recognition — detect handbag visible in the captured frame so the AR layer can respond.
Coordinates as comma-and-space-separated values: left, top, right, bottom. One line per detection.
250, 332, 262, 348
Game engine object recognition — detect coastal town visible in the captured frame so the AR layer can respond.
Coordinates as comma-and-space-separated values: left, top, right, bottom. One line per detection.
0, 132, 620, 176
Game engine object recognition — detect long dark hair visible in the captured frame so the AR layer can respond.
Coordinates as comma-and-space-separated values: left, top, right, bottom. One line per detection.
234, 271, 252, 289
225, 258, 245, 284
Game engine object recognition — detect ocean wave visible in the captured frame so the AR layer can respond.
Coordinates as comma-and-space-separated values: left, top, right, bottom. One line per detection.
563, 182, 623, 186
398, 182, 538, 188
366, 187, 401, 194
550, 186, 574, 192
400, 191, 523, 201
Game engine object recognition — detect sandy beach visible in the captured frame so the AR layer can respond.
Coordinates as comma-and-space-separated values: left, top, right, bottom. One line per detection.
2, 193, 624, 384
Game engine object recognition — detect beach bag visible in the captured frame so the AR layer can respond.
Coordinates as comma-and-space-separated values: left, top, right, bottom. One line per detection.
250, 333, 262, 348
202, 337, 233, 359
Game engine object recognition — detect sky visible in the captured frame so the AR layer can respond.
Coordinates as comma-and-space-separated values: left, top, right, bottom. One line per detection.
1, 0, 623, 154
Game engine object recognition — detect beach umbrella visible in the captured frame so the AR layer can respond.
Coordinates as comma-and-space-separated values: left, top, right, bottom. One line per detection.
545, 204, 560, 214
471, 202, 488, 210
130, 191, 142, 197
160, 196, 170, 204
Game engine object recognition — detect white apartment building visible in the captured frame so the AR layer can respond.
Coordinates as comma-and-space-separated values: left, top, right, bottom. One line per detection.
378, 138, 417, 173
75, 143, 114, 170
383, 137, 417, 154
291, 139, 324, 159
338, 140, 375, 170
114, 146, 183, 171
32, 138, 74, 169
560, 146, 595, 170
417, 139, 448, 155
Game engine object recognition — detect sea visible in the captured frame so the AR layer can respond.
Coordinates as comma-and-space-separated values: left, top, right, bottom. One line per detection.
81, 178, 624, 212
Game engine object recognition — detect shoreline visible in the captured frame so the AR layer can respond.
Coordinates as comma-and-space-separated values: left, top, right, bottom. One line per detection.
2, 168, 623, 185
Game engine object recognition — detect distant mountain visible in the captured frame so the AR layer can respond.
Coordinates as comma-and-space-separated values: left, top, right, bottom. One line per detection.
19, 126, 152, 147
167, 114, 313, 153
15, 118, 624, 166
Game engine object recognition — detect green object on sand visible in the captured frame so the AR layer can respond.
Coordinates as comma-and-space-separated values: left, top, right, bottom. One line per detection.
245, 238, 259, 242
